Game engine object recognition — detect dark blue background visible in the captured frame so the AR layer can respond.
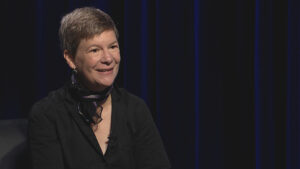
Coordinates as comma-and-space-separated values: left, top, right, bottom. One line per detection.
1, 0, 299, 169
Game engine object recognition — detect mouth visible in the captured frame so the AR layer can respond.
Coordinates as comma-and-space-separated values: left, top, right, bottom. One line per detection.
96, 67, 114, 73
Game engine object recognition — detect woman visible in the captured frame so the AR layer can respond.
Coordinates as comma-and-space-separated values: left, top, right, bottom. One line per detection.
29, 7, 170, 169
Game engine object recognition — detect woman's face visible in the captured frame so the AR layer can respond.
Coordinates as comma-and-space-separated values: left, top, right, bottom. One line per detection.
65, 30, 120, 91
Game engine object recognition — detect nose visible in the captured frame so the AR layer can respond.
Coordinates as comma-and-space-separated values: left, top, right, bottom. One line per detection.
100, 49, 113, 64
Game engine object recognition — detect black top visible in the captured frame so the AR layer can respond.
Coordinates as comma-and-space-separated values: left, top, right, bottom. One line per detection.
28, 85, 171, 169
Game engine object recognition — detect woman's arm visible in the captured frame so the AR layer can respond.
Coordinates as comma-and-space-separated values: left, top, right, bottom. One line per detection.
28, 103, 65, 169
133, 100, 171, 169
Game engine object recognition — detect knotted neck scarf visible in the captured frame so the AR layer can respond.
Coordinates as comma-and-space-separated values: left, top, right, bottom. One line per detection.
69, 72, 113, 125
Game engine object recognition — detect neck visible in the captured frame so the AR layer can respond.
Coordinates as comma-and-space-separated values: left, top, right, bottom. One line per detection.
77, 75, 107, 92
100, 94, 111, 107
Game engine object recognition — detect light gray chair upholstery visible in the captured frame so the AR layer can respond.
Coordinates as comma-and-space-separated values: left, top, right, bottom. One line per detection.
0, 119, 29, 169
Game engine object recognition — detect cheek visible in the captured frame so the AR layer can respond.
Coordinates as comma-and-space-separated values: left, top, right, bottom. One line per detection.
75, 56, 96, 70
74, 53, 85, 67
114, 53, 121, 63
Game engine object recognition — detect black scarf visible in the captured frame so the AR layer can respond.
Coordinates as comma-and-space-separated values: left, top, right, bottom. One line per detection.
69, 73, 113, 125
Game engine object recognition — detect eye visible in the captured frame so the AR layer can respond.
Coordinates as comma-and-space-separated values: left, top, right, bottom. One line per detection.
89, 48, 99, 53
110, 45, 119, 49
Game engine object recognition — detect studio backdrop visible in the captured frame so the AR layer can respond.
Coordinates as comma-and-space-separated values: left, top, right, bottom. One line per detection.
1, 0, 300, 169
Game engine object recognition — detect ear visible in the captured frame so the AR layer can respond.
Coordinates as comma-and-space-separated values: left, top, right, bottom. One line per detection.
64, 50, 76, 69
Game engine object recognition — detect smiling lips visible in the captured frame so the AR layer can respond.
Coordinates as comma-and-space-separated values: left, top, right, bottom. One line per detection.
97, 67, 113, 72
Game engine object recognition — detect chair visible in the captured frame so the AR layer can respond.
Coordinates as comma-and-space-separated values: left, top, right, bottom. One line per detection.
0, 119, 29, 169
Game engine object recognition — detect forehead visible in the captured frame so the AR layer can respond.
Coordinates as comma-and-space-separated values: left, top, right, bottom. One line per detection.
80, 30, 117, 46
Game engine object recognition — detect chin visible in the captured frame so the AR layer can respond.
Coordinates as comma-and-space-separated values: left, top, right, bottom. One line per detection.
90, 73, 117, 90
95, 80, 114, 88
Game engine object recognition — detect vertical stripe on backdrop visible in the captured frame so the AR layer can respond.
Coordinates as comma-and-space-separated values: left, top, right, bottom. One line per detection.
286, 0, 291, 168
155, 0, 161, 128
254, 0, 261, 168
297, 5, 300, 169
296, 3, 300, 169
267, 0, 275, 167
123, 0, 128, 88
286, 1, 300, 168
36, 0, 46, 98
141, 0, 148, 102
194, 0, 200, 169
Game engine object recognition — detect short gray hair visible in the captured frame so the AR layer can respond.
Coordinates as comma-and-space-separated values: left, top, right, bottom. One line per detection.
59, 7, 118, 56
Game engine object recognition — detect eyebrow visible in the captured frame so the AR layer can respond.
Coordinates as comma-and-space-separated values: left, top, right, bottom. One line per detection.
109, 41, 119, 45
86, 40, 118, 49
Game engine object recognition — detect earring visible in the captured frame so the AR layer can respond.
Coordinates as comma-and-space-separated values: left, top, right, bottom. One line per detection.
73, 68, 78, 74
71, 68, 77, 85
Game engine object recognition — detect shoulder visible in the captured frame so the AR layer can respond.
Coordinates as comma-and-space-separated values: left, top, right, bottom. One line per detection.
113, 87, 154, 126
113, 87, 148, 110
29, 87, 66, 123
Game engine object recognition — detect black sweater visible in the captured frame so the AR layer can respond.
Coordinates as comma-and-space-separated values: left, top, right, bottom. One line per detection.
28, 85, 170, 169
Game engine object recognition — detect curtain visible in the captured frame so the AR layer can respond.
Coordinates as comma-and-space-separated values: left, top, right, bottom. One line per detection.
1, 0, 299, 168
